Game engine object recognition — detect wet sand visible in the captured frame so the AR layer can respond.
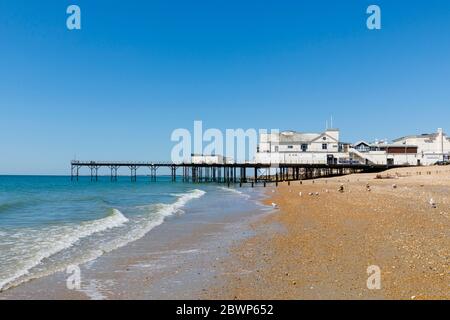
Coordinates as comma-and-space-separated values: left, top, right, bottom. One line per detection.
207, 166, 450, 300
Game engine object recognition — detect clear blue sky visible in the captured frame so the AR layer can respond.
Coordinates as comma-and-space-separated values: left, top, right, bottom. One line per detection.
1, 0, 450, 174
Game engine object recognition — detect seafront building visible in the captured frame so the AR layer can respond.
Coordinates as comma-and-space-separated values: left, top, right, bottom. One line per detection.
253, 128, 450, 166
254, 129, 350, 165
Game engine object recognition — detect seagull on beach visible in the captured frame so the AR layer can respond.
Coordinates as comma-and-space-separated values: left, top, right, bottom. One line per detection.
299, 192, 302, 197
429, 198, 437, 209
338, 184, 344, 193
392, 184, 397, 189
271, 203, 278, 209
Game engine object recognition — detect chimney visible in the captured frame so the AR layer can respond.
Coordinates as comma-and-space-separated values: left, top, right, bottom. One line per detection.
438, 128, 444, 158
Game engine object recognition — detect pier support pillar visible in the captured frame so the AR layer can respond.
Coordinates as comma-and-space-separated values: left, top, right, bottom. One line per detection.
129, 165, 138, 182
109, 165, 119, 182
171, 166, 177, 182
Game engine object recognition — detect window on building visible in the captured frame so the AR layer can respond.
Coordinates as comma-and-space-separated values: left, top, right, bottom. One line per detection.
301, 144, 308, 152
356, 144, 370, 152
322, 143, 328, 150
322, 137, 326, 140
287, 145, 293, 149
275, 146, 279, 152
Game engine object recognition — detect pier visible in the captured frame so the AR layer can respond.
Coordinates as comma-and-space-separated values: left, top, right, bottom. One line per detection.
70, 160, 404, 186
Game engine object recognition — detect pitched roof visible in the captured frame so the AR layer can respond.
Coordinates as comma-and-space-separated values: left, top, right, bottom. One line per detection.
279, 131, 320, 143
310, 132, 339, 143
353, 140, 371, 146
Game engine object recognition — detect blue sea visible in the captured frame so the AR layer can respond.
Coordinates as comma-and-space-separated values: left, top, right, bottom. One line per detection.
0, 175, 265, 292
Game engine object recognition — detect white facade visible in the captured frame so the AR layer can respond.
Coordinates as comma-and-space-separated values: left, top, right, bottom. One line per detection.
349, 147, 421, 166
391, 128, 450, 165
254, 129, 349, 164
253, 128, 450, 166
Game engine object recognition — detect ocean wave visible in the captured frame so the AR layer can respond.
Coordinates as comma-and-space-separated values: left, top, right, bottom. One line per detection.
0, 189, 206, 293
168, 189, 206, 212
0, 208, 128, 291
217, 186, 251, 199
99, 189, 207, 252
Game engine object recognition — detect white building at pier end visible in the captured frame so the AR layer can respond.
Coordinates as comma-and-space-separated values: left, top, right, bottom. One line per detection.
254, 129, 350, 165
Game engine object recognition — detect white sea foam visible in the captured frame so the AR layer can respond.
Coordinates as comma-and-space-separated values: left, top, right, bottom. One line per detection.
176, 249, 200, 254
98, 189, 207, 252
79, 280, 108, 300
0, 209, 128, 291
217, 186, 251, 199
0, 189, 206, 292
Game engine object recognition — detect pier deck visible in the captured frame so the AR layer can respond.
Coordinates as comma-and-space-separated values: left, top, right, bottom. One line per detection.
70, 160, 408, 186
